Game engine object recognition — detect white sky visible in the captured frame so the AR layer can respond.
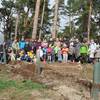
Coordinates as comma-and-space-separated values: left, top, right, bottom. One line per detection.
0, 0, 1, 7
49, 0, 68, 31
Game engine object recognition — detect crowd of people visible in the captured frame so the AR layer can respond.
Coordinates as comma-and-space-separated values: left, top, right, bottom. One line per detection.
0, 37, 100, 64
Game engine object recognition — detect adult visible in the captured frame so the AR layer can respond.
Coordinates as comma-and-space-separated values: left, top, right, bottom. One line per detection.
95, 45, 100, 62
74, 39, 81, 62
0, 44, 3, 63
88, 39, 97, 63
55, 38, 61, 47
80, 42, 88, 64
69, 42, 75, 62
24, 41, 32, 53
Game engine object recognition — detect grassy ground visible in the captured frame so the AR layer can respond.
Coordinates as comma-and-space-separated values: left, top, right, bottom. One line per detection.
0, 80, 45, 91
0, 64, 46, 100
0, 80, 46, 100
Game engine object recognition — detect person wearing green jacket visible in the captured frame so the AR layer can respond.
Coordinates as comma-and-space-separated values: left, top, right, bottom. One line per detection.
54, 46, 59, 61
80, 42, 88, 64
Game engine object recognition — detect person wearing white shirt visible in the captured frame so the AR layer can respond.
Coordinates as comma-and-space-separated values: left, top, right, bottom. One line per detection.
88, 39, 97, 62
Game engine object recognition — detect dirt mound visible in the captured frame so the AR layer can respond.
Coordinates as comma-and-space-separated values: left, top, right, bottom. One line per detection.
9, 61, 36, 79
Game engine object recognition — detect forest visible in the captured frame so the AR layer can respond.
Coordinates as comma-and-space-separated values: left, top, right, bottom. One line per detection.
0, 0, 100, 40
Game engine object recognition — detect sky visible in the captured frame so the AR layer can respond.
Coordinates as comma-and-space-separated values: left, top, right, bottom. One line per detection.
49, 0, 67, 6
0, 0, 1, 7
49, 0, 68, 31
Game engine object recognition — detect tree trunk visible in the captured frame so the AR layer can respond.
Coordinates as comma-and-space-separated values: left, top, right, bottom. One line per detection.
14, 14, 19, 40
32, 0, 41, 40
39, 0, 46, 40
52, 0, 59, 39
87, 0, 92, 42
24, 8, 30, 28
69, 14, 72, 35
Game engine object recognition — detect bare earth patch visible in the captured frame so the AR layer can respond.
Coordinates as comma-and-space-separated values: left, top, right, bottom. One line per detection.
0, 62, 93, 100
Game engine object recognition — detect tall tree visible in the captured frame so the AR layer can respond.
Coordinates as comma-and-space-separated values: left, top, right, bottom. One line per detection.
0, 0, 15, 40
39, 0, 46, 39
0, 0, 52, 40
32, 0, 41, 40
87, 0, 92, 42
14, 14, 19, 40
52, 0, 59, 39
64, 0, 100, 39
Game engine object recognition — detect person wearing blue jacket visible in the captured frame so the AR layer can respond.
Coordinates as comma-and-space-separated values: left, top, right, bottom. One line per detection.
19, 38, 26, 50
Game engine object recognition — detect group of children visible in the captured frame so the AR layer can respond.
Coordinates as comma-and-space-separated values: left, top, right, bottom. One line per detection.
9, 42, 69, 64
6, 38, 100, 64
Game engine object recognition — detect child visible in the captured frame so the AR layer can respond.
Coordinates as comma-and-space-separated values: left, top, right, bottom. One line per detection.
54, 46, 59, 61
27, 50, 34, 62
9, 49, 16, 61
19, 50, 26, 61
36, 46, 43, 61
47, 44, 52, 63
58, 48, 62, 62
42, 47, 47, 62
62, 44, 69, 63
